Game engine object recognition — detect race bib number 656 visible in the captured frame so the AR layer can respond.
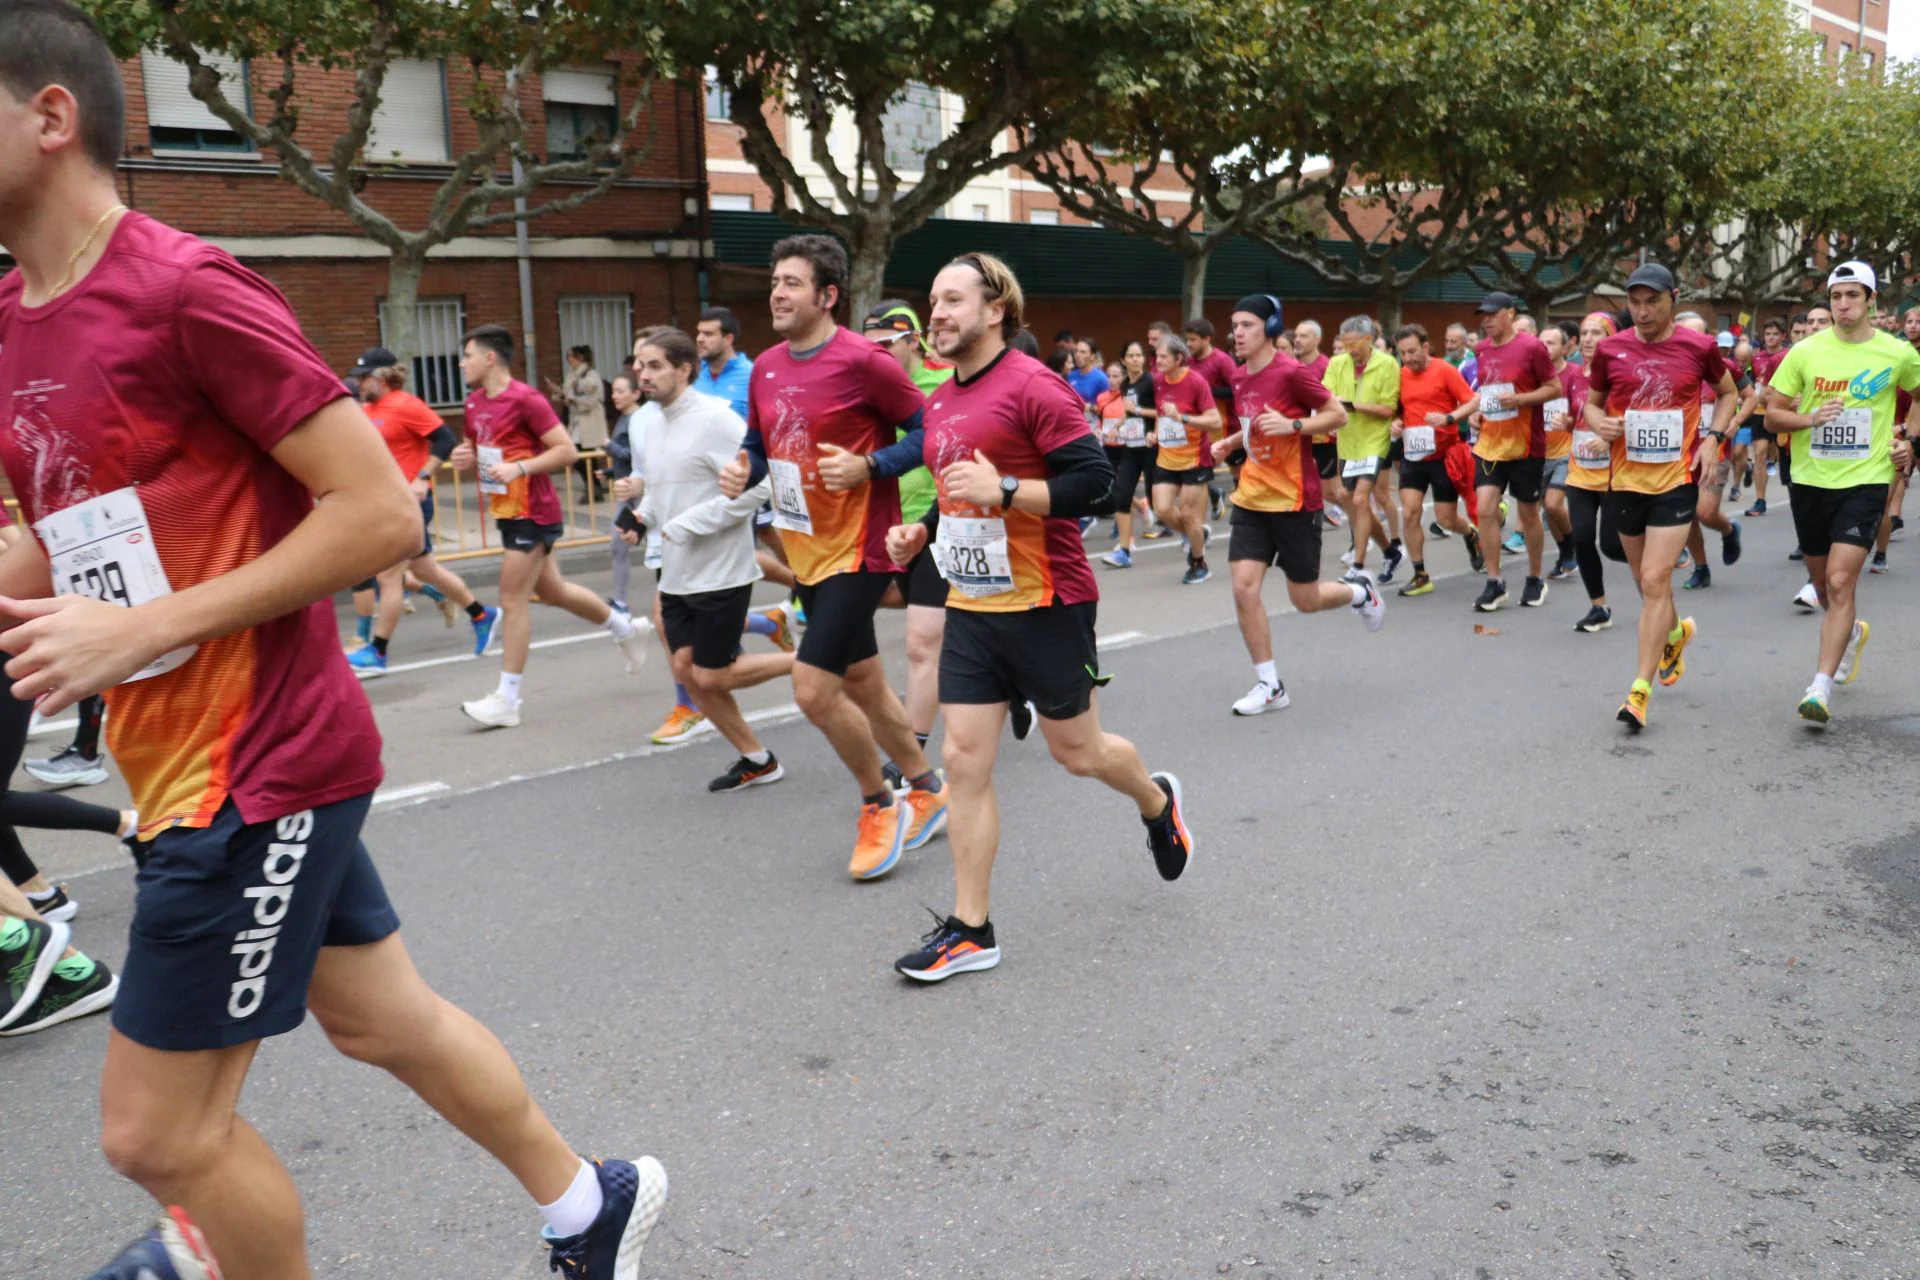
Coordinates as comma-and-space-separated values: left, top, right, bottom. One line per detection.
36, 486, 198, 682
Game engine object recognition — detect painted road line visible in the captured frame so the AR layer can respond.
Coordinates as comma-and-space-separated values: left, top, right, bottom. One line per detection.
359, 627, 610, 679
373, 781, 452, 805
1097, 630, 1145, 649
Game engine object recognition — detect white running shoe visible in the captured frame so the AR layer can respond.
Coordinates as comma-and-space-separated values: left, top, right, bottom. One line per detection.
613, 612, 655, 674
1231, 680, 1290, 716
23, 746, 110, 789
1793, 582, 1820, 611
1836, 619, 1868, 685
1340, 545, 1356, 566
1352, 573, 1386, 633
461, 692, 522, 728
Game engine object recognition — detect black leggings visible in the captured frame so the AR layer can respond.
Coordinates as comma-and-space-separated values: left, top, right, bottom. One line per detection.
0, 676, 124, 888
1566, 486, 1626, 602
1106, 446, 1152, 512
74, 695, 103, 758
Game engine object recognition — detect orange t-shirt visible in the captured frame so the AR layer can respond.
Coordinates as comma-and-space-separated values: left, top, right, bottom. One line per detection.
365, 389, 443, 481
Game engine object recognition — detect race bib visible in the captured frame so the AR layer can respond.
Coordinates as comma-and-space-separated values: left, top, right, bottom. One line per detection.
1342, 456, 1380, 479
476, 445, 508, 496
1572, 429, 1610, 470
932, 515, 1014, 599
37, 487, 198, 682
1624, 409, 1684, 464
643, 528, 663, 569
1544, 397, 1570, 427
1479, 382, 1518, 421
1157, 416, 1188, 448
1120, 416, 1149, 447
769, 458, 813, 535
1809, 407, 1874, 461
1402, 426, 1436, 459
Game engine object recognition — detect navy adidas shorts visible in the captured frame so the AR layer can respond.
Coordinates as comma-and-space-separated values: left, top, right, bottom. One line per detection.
114, 793, 399, 1051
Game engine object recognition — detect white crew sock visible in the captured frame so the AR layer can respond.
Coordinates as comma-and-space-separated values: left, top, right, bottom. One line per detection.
605, 610, 635, 640
1812, 672, 1834, 699
497, 672, 524, 702
538, 1158, 604, 1239
745, 749, 771, 765
1348, 582, 1369, 606
1255, 661, 1279, 688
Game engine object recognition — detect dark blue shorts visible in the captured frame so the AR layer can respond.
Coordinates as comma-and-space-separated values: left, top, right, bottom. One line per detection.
419, 491, 436, 558
113, 793, 399, 1051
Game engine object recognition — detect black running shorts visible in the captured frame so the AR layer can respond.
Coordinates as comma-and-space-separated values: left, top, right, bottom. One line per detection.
1790, 483, 1888, 558
940, 601, 1105, 721
1473, 456, 1546, 504
793, 570, 894, 676
1607, 485, 1698, 537
661, 584, 754, 671
1227, 505, 1322, 584
1398, 456, 1457, 502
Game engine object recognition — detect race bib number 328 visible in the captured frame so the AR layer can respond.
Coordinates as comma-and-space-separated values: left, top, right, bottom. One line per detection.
36, 486, 198, 682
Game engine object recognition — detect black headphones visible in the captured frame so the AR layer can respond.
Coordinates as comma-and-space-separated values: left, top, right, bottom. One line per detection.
1262, 295, 1286, 341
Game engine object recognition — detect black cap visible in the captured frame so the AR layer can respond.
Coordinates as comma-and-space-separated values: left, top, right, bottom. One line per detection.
1476, 291, 1518, 314
1232, 294, 1282, 325
1623, 263, 1676, 293
348, 345, 400, 377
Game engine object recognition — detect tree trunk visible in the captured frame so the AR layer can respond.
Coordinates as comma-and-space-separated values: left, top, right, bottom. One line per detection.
1374, 288, 1403, 337
1181, 243, 1212, 323
384, 250, 427, 373
1523, 288, 1557, 324
845, 221, 892, 327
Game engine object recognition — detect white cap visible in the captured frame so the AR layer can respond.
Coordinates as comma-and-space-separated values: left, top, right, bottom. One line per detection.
1826, 260, 1877, 294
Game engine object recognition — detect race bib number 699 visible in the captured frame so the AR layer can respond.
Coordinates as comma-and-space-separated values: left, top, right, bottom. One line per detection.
36, 486, 198, 682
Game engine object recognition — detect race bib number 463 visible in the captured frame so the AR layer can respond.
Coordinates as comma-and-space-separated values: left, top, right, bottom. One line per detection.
36, 486, 198, 682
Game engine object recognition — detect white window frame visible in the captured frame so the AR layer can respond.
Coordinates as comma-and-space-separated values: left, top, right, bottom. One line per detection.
705, 66, 732, 121
140, 50, 252, 150
709, 192, 754, 212
366, 59, 450, 164
1028, 208, 1061, 226
378, 297, 467, 408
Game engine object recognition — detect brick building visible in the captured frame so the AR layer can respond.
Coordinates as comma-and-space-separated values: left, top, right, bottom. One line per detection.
1795, 0, 1893, 64
82, 51, 711, 416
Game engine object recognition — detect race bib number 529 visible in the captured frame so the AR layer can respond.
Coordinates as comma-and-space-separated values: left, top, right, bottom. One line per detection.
36, 486, 198, 682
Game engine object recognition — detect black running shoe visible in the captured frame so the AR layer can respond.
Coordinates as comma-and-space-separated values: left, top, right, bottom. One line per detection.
895, 909, 1000, 982
1547, 557, 1577, 581
1010, 699, 1035, 741
1520, 576, 1548, 607
709, 754, 785, 793
1465, 527, 1485, 574
1473, 577, 1508, 612
880, 760, 907, 791
1788, 546, 1804, 562
1428, 520, 1452, 539
0, 953, 115, 1037
1143, 772, 1192, 881
1574, 605, 1613, 633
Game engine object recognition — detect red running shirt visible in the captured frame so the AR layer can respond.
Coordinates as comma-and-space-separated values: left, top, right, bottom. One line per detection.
1471, 332, 1558, 462
365, 388, 442, 481
465, 380, 564, 525
1585, 326, 1725, 495
0, 212, 383, 834
1231, 351, 1331, 513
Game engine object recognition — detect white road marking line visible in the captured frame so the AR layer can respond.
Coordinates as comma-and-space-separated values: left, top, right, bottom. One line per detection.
26, 717, 78, 739
373, 781, 451, 805
1097, 630, 1145, 649
358, 628, 607, 679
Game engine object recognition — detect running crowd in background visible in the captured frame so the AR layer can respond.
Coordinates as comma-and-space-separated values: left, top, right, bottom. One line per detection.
1, 1, 1917, 1273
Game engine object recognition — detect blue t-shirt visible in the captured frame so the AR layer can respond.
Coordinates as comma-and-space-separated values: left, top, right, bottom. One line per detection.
1065, 365, 1110, 404
694, 351, 753, 420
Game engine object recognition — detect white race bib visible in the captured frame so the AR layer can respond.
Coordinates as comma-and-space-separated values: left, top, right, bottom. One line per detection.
36, 487, 198, 682
476, 445, 508, 496
1544, 397, 1570, 427
1479, 382, 1518, 421
768, 458, 813, 535
1809, 407, 1874, 461
1120, 416, 1149, 447
1624, 408, 1684, 464
643, 528, 664, 569
932, 515, 1014, 599
1342, 456, 1380, 479
1402, 426, 1437, 459
1157, 416, 1188, 448
1572, 429, 1610, 470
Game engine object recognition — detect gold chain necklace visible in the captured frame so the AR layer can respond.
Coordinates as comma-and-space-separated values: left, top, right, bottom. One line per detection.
31, 204, 125, 305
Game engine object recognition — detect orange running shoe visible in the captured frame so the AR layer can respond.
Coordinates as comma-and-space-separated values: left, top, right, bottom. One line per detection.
849, 798, 909, 880
901, 773, 948, 850
1616, 683, 1649, 732
763, 607, 797, 654
1657, 616, 1695, 687
649, 704, 709, 745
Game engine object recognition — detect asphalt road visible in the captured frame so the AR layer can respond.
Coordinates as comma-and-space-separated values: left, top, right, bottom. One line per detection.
4, 503, 1920, 1279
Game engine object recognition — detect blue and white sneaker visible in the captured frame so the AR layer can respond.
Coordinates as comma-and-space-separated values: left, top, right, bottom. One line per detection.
471, 604, 501, 656
1501, 530, 1525, 555
88, 1206, 222, 1279
1102, 547, 1133, 568
345, 643, 387, 676
543, 1157, 669, 1280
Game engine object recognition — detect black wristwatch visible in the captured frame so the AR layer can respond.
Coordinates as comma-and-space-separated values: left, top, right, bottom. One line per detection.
1291, 418, 1304, 435
999, 474, 1019, 509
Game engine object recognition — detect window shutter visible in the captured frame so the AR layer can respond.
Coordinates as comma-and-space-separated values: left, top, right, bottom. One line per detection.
140, 50, 247, 131
367, 60, 449, 163
542, 68, 616, 107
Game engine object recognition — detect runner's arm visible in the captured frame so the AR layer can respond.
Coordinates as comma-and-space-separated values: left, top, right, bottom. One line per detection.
0, 396, 419, 710
867, 415, 927, 478
0, 532, 53, 605
1763, 386, 1838, 434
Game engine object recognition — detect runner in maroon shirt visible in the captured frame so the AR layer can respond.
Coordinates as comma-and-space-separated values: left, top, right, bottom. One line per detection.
883, 253, 1193, 983
0, 6, 664, 1271
1739, 317, 1790, 517
1468, 292, 1563, 611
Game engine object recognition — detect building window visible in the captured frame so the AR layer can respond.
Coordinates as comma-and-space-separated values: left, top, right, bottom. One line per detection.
366, 59, 450, 164
557, 295, 634, 386
1813, 34, 1828, 60
705, 67, 732, 121
1028, 209, 1060, 226
969, 204, 990, 221
1840, 41, 1852, 58
882, 82, 942, 173
1862, 50, 1876, 70
378, 297, 466, 408
710, 192, 754, 212
542, 68, 618, 161
140, 50, 251, 153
